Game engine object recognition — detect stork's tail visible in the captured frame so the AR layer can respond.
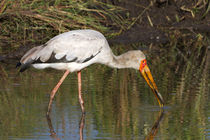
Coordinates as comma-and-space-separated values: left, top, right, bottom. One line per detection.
16, 61, 32, 72
16, 45, 44, 72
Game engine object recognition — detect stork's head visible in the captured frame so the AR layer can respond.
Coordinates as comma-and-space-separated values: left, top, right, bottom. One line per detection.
114, 50, 164, 107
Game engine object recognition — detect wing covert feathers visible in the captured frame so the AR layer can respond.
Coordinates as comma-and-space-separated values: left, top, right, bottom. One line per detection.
17, 30, 105, 72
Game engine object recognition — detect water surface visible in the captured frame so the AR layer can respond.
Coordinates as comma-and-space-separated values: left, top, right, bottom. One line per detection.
0, 44, 209, 140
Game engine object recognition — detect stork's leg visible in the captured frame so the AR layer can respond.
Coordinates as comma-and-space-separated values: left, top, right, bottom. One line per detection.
47, 70, 70, 116
77, 71, 85, 113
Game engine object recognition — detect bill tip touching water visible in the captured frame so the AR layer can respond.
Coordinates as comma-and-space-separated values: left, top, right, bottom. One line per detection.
16, 29, 164, 115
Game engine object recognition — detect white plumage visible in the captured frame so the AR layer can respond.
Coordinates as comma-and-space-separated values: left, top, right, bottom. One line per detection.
32, 30, 105, 71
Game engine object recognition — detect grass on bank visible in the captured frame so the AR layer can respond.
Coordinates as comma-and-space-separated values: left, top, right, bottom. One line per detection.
0, 0, 131, 53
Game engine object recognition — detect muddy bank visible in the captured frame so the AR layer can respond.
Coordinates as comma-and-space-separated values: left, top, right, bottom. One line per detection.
111, 0, 210, 44
111, 23, 210, 45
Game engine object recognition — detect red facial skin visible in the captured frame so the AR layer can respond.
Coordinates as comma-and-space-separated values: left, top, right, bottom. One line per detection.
140, 59, 147, 72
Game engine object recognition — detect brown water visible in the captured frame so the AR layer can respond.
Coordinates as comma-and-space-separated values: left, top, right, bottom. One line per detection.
0, 44, 209, 140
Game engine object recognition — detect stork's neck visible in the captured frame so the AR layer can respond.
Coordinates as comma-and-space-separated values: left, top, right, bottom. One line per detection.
111, 55, 129, 69
106, 51, 138, 69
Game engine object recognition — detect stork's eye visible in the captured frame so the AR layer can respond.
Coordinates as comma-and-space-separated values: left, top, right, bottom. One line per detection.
142, 59, 147, 65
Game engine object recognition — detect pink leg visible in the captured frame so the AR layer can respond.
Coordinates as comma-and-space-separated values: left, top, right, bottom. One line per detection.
77, 71, 85, 113
47, 70, 70, 116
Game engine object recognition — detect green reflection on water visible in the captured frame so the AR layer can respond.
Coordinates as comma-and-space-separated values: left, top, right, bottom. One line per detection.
0, 44, 209, 140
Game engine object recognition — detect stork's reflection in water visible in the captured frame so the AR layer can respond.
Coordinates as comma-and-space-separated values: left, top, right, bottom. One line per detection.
145, 110, 164, 140
46, 113, 85, 140
46, 110, 164, 140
